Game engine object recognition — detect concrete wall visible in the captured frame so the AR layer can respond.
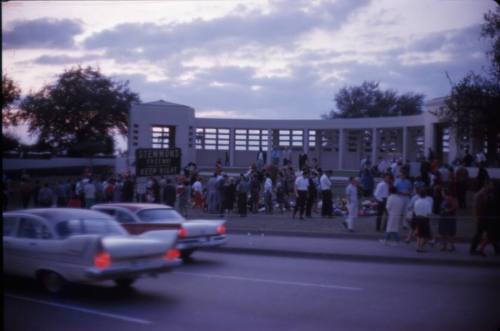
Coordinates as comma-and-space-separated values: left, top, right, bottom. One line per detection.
195, 150, 228, 167
233, 151, 261, 167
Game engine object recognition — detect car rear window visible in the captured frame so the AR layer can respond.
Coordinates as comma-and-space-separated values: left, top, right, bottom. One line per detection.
136, 208, 185, 223
56, 218, 126, 238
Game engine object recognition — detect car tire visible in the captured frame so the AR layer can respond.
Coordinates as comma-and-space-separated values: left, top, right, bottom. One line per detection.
180, 249, 194, 262
39, 271, 67, 294
114, 278, 136, 288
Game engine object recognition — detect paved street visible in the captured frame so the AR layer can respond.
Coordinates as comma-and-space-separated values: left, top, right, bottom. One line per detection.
4, 249, 500, 331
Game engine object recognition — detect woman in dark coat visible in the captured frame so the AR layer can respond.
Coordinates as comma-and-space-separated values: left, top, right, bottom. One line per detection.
163, 178, 177, 208
221, 177, 236, 216
305, 173, 317, 217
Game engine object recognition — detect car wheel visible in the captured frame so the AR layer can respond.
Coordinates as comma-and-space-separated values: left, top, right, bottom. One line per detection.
114, 278, 136, 288
39, 271, 67, 294
181, 250, 194, 262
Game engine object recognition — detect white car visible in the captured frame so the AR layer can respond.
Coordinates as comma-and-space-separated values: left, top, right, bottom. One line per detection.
3, 208, 181, 293
92, 203, 227, 261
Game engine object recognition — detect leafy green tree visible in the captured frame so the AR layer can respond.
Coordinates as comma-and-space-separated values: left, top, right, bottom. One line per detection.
13, 66, 139, 156
323, 81, 424, 119
438, 6, 500, 164
2, 74, 21, 126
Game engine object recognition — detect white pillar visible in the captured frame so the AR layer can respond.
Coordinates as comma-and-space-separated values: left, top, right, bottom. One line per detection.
338, 129, 344, 170
402, 126, 408, 162
229, 128, 235, 167
317, 130, 322, 167
371, 128, 377, 165
266, 129, 273, 165
304, 129, 309, 155
423, 112, 436, 160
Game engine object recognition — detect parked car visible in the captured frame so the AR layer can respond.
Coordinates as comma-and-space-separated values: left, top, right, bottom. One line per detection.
3, 208, 181, 293
92, 203, 227, 261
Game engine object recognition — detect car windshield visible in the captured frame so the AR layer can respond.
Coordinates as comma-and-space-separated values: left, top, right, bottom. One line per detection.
56, 218, 126, 239
136, 208, 185, 223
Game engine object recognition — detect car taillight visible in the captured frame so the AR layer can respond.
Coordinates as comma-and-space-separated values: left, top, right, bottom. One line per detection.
178, 227, 187, 238
94, 252, 111, 269
217, 225, 226, 235
164, 249, 180, 261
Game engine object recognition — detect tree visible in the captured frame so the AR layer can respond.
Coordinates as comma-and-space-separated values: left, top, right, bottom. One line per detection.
482, 5, 500, 79
2, 132, 21, 153
322, 81, 424, 119
13, 66, 139, 156
2, 74, 21, 126
438, 5, 500, 164
442, 74, 499, 162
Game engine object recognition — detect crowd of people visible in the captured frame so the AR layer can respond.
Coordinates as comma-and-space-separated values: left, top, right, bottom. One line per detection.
3, 150, 499, 257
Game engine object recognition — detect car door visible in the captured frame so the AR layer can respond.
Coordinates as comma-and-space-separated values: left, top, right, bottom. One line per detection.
13, 216, 55, 277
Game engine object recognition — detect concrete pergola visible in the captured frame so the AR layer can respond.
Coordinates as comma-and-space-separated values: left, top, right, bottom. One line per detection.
128, 97, 456, 171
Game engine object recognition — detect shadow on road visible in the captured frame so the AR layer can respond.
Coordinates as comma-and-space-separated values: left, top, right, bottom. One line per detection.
178, 255, 225, 269
3, 275, 178, 307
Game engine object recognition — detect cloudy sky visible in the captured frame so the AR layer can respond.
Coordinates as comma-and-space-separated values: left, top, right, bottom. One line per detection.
2, 0, 497, 124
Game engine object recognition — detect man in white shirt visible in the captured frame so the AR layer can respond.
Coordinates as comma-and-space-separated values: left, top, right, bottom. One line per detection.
192, 179, 202, 193
192, 177, 203, 209
373, 174, 391, 231
264, 174, 273, 214
391, 160, 401, 178
377, 158, 389, 175
83, 178, 96, 208
293, 171, 309, 220
344, 177, 359, 232
319, 169, 333, 218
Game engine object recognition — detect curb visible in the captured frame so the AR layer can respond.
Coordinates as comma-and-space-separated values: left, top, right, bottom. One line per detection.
226, 229, 473, 243
202, 246, 500, 268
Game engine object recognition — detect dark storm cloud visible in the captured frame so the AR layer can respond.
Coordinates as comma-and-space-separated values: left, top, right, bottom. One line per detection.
83, 0, 370, 60
3, 18, 83, 49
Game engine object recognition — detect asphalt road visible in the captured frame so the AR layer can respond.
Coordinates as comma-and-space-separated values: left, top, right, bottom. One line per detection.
4, 251, 500, 331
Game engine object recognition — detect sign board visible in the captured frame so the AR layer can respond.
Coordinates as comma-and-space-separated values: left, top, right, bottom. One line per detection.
135, 148, 181, 177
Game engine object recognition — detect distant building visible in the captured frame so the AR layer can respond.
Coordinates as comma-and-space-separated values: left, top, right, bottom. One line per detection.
126, 98, 469, 173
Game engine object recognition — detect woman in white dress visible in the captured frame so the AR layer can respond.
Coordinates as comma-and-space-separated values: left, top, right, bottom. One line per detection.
380, 186, 404, 245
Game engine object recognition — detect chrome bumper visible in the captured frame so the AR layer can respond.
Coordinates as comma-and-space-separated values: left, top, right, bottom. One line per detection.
176, 235, 227, 250
85, 259, 181, 280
